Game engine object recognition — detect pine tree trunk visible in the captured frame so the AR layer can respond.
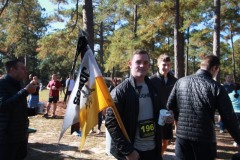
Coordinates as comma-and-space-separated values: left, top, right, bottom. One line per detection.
82, 0, 94, 51
174, 0, 185, 78
213, 0, 220, 82
99, 22, 104, 72
134, 4, 138, 38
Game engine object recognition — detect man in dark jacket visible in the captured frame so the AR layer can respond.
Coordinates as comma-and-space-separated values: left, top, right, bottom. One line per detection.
218, 74, 235, 133
150, 54, 177, 155
105, 50, 173, 160
0, 59, 37, 160
167, 55, 240, 160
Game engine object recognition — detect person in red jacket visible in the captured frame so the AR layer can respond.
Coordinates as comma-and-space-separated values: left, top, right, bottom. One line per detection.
44, 74, 62, 117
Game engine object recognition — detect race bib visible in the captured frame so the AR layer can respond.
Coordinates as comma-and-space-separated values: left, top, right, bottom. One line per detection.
138, 119, 155, 138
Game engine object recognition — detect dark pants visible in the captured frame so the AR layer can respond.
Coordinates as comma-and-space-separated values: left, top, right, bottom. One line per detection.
175, 137, 216, 160
98, 111, 103, 130
219, 120, 225, 131
162, 123, 173, 140
235, 113, 240, 128
232, 153, 240, 160
71, 122, 80, 134
136, 148, 161, 160
0, 141, 27, 160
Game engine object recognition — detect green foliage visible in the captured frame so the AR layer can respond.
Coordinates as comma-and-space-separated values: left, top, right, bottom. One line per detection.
105, 27, 137, 73
0, 0, 47, 77
38, 54, 77, 85
0, 0, 239, 80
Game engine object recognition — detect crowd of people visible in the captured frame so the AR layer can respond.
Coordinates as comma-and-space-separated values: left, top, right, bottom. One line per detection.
105, 50, 240, 160
1, 50, 240, 160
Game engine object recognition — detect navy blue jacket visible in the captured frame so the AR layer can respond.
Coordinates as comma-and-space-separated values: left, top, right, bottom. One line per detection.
0, 75, 29, 144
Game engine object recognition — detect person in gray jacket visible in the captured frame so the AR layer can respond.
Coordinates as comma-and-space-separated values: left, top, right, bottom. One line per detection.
167, 55, 240, 160
0, 59, 37, 160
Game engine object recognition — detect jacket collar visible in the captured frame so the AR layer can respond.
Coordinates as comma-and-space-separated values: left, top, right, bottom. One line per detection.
5, 74, 22, 88
129, 75, 149, 88
195, 69, 213, 78
156, 71, 171, 79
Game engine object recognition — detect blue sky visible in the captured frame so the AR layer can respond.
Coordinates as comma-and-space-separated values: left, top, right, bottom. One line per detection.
38, 0, 74, 30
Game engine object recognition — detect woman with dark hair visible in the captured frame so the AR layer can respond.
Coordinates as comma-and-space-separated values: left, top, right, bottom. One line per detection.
228, 83, 240, 147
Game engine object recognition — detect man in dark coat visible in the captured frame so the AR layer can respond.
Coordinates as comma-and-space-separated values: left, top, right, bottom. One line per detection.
105, 50, 174, 160
0, 59, 37, 160
167, 55, 240, 160
150, 54, 177, 155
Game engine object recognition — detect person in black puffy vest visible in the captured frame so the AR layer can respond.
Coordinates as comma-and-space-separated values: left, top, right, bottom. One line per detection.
167, 55, 240, 160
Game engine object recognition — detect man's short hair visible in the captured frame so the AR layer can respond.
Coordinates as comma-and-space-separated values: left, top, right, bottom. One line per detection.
157, 54, 171, 64
200, 55, 220, 71
130, 49, 150, 60
5, 59, 23, 73
225, 74, 231, 78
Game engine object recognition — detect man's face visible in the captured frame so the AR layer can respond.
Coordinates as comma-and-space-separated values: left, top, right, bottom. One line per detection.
29, 74, 33, 80
225, 75, 231, 83
52, 75, 57, 81
129, 54, 150, 79
12, 62, 27, 81
158, 61, 170, 75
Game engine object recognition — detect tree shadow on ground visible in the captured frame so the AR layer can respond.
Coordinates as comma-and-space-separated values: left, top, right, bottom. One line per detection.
26, 142, 100, 160
42, 115, 64, 119
164, 146, 236, 160
88, 131, 106, 137
217, 145, 238, 159
216, 129, 238, 159
26, 143, 79, 160
164, 134, 237, 160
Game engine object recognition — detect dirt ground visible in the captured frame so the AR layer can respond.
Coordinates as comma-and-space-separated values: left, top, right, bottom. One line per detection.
25, 101, 239, 160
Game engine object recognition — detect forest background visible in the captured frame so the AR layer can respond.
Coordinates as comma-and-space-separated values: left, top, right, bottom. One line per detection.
0, 0, 239, 85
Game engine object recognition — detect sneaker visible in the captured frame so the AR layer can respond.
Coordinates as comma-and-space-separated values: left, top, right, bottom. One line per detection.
233, 142, 238, 147
219, 130, 225, 133
72, 131, 81, 137
77, 131, 82, 137
89, 129, 96, 134
28, 128, 37, 133
42, 113, 48, 117
96, 129, 102, 135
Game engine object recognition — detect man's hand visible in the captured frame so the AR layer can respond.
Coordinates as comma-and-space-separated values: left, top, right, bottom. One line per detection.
165, 110, 174, 124
24, 82, 37, 94
125, 150, 140, 160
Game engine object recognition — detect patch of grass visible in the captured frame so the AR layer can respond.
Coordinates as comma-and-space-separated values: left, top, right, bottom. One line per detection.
39, 89, 49, 102
39, 89, 65, 102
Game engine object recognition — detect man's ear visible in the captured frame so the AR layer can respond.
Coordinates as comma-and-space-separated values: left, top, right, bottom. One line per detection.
128, 61, 132, 67
211, 65, 219, 78
214, 65, 219, 72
